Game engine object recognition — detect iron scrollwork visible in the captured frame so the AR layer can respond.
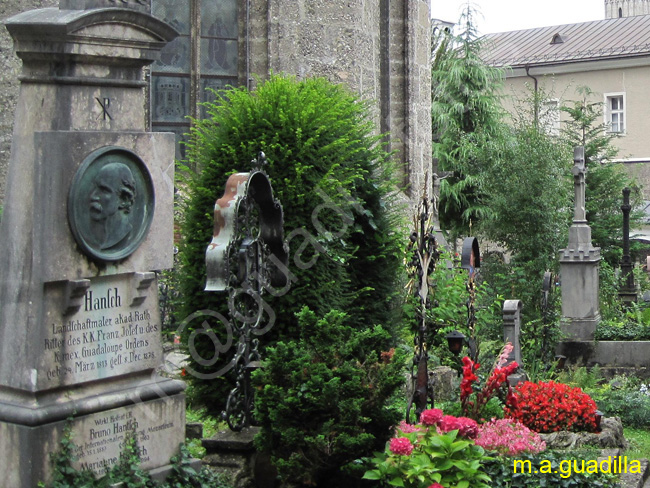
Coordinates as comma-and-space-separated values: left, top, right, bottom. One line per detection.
205, 152, 288, 431
405, 197, 440, 424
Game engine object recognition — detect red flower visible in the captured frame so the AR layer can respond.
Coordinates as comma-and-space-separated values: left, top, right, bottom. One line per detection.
428, 484, 444, 488
420, 408, 443, 426
389, 437, 414, 456
505, 381, 598, 433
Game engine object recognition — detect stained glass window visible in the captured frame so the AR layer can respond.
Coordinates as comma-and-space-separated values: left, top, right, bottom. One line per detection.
151, 0, 239, 159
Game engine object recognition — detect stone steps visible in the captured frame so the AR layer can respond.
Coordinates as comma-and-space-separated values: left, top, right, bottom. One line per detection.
620, 458, 650, 488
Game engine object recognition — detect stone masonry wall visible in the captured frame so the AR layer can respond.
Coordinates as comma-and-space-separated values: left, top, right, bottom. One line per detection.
245, 0, 431, 200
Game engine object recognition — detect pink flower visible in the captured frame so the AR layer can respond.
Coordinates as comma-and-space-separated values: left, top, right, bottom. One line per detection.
497, 342, 514, 368
475, 418, 546, 456
397, 420, 422, 434
389, 437, 414, 456
438, 415, 478, 439
428, 484, 444, 488
420, 408, 443, 426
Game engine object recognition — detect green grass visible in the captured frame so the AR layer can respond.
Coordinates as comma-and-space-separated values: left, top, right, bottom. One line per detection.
625, 427, 650, 459
185, 406, 225, 459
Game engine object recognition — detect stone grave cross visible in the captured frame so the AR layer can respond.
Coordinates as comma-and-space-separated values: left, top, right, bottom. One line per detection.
559, 146, 601, 342
572, 146, 587, 224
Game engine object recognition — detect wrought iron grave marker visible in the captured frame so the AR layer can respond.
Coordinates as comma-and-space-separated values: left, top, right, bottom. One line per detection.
205, 152, 288, 431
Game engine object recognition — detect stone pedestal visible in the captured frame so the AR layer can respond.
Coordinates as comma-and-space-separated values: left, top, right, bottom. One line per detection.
559, 148, 601, 341
0, 5, 182, 487
559, 227, 601, 340
202, 427, 276, 488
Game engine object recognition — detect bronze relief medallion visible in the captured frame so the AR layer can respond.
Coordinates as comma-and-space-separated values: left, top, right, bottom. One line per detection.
68, 146, 155, 263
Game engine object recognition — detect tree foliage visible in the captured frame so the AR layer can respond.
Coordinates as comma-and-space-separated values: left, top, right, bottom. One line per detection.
561, 85, 642, 264
479, 111, 571, 324
432, 6, 506, 237
175, 74, 405, 413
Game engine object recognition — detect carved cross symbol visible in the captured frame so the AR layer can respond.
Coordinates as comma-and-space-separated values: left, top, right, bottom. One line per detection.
96, 97, 113, 121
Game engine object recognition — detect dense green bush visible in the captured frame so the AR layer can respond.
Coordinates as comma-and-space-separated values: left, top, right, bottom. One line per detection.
592, 384, 650, 428
253, 307, 406, 486
176, 74, 405, 412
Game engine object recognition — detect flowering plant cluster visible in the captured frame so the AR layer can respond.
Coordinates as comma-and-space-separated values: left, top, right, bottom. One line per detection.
474, 418, 546, 456
363, 409, 492, 488
505, 380, 598, 433
460, 343, 519, 420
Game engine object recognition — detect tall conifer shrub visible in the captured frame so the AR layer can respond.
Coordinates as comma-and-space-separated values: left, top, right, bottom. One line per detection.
175, 75, 405, 412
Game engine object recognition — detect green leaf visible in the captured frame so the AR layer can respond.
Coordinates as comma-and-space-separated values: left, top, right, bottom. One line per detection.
388, 477, 405, 487
362, 470, 382, 480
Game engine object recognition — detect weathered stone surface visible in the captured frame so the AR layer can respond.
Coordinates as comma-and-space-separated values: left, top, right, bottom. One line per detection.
202, 427, 277, 488
557, 341, 650, 371
430, 366, 459, 403
539, 417, 626, 450
620, 458, 649, 488
0, 6, 181, 487
186, 422, 203, 440
0, 0, 59, 204
0, 391, 186, 487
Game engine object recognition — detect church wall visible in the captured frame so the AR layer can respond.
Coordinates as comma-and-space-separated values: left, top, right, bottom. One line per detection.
1, 0, 431, 205
0, 0, 58, 205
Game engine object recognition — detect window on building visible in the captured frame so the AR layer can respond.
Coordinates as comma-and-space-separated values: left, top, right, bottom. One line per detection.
605, 93, 625, 133
151, 0, 239, 160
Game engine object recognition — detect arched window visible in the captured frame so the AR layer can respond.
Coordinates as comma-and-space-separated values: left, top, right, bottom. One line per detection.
619, 7, 623, 17
151, 0, 239, 159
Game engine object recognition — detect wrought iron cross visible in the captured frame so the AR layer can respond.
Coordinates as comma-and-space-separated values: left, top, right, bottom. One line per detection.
205, 152, 288, 431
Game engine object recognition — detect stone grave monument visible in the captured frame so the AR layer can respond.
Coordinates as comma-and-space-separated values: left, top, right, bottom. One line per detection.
0, 2, 184, 486
559, 146, 601, 340
502, 299, 526, 385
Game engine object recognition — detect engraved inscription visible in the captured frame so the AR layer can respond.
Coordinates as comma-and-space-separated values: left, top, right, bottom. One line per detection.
95, 97, 113, 121
66, 403, 179, 475
42, 278, 160, 386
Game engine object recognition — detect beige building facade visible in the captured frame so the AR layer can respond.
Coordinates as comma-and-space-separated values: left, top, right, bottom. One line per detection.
483, 11, 650, 196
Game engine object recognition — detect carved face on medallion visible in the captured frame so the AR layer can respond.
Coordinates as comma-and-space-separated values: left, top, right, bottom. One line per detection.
69, 147, 154, 263
88, 162, 137, 250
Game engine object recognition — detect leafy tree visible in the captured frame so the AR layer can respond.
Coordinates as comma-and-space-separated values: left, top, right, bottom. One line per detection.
175, 75, 405, 413
432, 6, 506, 238
478, 87, 572, 326
561, 85, 642, 264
